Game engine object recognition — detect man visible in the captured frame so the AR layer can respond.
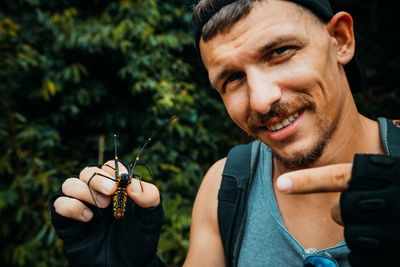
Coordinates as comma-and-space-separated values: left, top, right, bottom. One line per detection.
50, 0, 400, 266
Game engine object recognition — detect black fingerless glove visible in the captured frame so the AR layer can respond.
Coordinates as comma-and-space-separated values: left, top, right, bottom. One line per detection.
340, 154, 400, 267
49, 184, 166, 267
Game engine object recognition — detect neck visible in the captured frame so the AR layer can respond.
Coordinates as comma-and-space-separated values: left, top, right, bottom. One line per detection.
318, 95, 385, 165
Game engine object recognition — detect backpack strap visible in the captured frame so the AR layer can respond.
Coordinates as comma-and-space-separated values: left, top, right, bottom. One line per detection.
378, 117, 400, 157
218, 140, 261, 267
217, 118, 399, 266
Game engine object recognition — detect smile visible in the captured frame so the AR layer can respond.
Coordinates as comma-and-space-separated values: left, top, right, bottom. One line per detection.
266, 111, 301, 132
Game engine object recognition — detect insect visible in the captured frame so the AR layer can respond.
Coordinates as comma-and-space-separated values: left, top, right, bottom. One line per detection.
87, 116, 176, 219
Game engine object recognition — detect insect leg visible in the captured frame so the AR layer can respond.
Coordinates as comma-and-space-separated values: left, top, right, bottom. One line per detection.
87, 172, 116, 210
132, 174, 144, 191
136, 163, 156, 185
103, 163, 116, 170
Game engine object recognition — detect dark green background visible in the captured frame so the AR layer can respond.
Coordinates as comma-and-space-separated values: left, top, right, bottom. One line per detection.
1, 0, 398, 266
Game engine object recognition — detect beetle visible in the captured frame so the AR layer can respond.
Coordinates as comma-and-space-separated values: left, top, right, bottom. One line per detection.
87, 116, 176, 219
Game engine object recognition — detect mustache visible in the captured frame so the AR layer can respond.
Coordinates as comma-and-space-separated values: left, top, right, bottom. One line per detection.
247, 95, 315, 135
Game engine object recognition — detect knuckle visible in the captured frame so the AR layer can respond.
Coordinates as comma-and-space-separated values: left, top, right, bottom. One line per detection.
104, 159, 114, 165
102, 160, 116, 170
332, 171, 347, 189
80, 166, 92, 174
301, 174, 313, 192
79, 166, 99, 181
62, 177, 79, 194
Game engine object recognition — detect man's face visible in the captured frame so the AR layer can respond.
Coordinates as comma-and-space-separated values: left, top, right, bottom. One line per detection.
200, 0, 347, 169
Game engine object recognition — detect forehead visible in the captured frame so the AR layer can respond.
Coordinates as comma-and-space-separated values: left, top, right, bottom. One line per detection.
199, 0, 323, 69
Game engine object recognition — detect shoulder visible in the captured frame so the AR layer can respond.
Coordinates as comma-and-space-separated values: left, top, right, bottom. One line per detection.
200, 158, 227, 193
193, 157, 226, 227
184, 158, 227, 267
191, 157, 226, 224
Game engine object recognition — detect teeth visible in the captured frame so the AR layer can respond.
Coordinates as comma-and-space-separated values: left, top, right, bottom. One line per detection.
267, 111, 301, 132
275, 123, 283, 130
281, 119, 290, 127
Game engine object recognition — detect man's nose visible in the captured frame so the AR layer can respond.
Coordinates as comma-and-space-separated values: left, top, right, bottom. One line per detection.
247, 68, 282, 115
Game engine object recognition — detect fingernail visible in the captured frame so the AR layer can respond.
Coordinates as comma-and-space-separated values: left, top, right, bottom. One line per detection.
97, 194, 107, 205
277, 175, 292, 192
82, 208, 92, 221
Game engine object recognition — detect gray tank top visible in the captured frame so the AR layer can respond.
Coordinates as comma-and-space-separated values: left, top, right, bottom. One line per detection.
237, 144, 351, 266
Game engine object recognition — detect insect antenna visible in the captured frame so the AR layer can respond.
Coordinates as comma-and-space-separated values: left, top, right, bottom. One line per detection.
113, 134, 120, 176
129, 116, 176, 179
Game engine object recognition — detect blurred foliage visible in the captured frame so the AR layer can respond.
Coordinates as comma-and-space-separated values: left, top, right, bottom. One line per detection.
0, 0, 399, 266
0, 0, 240, 265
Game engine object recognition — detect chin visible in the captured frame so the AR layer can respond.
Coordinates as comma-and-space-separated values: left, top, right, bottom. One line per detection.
270, 132, 330, 170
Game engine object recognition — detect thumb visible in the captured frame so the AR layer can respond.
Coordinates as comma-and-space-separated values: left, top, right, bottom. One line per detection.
127, 179, 160, 208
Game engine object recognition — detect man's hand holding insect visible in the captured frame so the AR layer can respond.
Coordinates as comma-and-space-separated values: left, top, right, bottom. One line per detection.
276, 154, 400, 267
49, 160, 164, 266
49, 118, 175, 266
54, 160, 160, 222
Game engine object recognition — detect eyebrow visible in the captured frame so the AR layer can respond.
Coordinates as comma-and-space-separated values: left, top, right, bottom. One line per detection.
210, 35, 303, 88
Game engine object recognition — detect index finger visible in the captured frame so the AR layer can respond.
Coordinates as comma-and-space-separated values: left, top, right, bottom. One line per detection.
276, 163, 352, 194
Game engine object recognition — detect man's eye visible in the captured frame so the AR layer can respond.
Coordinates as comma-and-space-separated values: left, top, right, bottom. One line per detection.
272, 46, 290, 56
222, 72, 245, 92
226, 72, 244, 83
264, 46, 298, 63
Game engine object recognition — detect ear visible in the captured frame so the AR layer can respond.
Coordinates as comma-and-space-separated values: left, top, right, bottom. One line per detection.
326, 12, 355, 65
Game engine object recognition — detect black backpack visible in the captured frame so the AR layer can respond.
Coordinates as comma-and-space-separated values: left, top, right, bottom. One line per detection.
218, 117, 400, 267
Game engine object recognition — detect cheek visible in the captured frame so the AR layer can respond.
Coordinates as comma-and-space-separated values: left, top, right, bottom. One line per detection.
280, 62, 341, 122
277, 62, 323, 92
221, 90, 249, 131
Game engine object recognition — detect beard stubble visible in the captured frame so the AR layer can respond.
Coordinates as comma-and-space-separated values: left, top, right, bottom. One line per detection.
247, 95, 331, 170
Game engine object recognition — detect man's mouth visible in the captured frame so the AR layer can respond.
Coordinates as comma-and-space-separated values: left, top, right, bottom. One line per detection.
266, 111, 301, 132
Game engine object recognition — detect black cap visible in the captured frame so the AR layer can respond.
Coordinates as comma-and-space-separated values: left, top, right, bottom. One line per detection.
193, 0, 364, 92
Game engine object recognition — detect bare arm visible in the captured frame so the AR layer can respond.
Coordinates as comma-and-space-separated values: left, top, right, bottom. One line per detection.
184, 158, 227, 267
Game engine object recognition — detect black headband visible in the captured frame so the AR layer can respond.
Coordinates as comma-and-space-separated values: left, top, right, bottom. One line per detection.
192, 0, 364, 92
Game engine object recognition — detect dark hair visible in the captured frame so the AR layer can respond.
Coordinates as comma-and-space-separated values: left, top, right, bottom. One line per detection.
194, 0, 261, 42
